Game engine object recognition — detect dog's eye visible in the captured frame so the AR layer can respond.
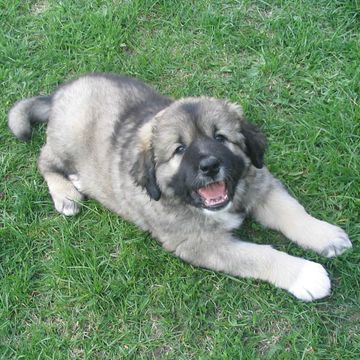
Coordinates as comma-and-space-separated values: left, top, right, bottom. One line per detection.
174, 145, 186, 155
215, 134, 227, 143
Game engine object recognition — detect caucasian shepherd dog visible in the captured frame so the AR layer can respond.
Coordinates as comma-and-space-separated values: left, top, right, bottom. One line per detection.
8, 73, 352, 301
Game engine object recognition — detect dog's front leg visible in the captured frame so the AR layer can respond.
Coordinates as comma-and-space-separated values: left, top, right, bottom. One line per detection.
251, 183, 352, 257
174, 236, 330, 301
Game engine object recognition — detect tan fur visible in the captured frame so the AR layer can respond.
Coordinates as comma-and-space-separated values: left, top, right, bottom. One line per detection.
8, 73, 352, 301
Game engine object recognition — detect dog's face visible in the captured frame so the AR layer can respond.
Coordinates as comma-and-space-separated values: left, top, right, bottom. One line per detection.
132, 98, 266, 211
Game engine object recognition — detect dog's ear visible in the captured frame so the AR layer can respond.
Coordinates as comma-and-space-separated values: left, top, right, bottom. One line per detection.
241, 121, 267, 169
226, 102, 267, 169
131, 121, 161, 201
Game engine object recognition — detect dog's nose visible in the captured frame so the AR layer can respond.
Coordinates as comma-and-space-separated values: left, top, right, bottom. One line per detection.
199, 156, 220, 176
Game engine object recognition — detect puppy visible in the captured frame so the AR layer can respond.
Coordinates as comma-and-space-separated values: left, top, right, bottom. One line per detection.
8, 73, 352, 301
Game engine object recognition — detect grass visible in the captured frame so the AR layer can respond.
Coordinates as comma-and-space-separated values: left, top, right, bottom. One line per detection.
1, 0, 359, 358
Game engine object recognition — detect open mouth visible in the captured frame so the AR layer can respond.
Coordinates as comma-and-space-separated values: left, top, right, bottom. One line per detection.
194, 181, 229, 210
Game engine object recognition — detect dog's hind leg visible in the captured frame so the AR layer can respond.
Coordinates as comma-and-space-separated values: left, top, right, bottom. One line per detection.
38, 145, 83, 216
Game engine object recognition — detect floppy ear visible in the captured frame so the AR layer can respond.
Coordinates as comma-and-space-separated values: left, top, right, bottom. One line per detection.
226, 102, 267, 169
241, 122, 267, 169
131, 121, 161, 201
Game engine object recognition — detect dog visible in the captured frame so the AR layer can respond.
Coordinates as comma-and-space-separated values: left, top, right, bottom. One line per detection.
8, 73, 352, 301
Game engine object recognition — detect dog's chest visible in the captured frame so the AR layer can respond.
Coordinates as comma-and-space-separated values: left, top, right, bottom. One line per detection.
204, 206, 245, 230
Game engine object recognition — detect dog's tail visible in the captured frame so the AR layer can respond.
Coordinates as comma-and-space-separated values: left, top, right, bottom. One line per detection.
8, 95, 52, 141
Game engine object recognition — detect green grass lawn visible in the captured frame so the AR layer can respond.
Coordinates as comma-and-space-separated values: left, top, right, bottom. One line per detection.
1, 0, 359, 358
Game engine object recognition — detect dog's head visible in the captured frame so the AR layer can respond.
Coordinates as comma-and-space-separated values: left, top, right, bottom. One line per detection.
132, 97, 266, 211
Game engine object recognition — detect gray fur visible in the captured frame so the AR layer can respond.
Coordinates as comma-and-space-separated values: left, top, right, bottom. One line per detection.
8, 73, 352, 301
8, 96, 51, 140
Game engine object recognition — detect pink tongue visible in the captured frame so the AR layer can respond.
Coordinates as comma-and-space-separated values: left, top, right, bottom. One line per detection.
197, 182, 226, 201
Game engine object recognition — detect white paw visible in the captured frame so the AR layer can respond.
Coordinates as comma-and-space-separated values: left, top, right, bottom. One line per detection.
68, 174, 82, 192
53, 196, 81, 216
308, 220, 352, 258
288, 261, 330, 301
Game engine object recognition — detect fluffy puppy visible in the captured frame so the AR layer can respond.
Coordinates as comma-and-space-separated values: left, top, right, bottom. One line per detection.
8, 73, 352, 301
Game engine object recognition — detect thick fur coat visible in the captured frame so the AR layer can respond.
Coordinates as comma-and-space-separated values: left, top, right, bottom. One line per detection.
8, 73, 352, 301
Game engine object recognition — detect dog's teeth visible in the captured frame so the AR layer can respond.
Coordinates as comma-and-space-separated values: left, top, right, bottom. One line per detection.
204, 194, 228, 206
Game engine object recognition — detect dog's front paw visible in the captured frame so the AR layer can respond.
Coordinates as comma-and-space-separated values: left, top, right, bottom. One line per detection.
288, 261, 330, 301
306, 219, 352, 258
319, 225, 352, 257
